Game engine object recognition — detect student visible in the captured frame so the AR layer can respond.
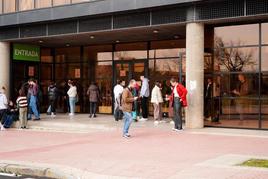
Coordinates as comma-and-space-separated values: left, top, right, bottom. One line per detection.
48, 81, 58, 117
169, 78, 188, 131
151, 81, 164, 125
0, 87, 8, 130
67, 80, 77, 116
113, 80, 125, 121
16, 89, 28, 129
87, 82, 100, 118
27, 79, 40, 120
139, 76, 150, 121
121, 79, 138, 138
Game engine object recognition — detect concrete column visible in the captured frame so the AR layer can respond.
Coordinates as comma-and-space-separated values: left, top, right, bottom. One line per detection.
0, 42, 10, 98
185, 23, 204, 129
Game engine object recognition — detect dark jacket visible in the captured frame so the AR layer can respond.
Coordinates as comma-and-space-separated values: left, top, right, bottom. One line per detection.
48, 85, 57, 100
87, 84, 100, 102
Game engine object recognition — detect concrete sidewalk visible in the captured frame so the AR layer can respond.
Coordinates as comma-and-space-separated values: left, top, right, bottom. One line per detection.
1, 114, 268, 179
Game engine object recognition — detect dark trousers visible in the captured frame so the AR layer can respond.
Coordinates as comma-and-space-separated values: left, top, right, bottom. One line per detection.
204, 98, 212, 118
141, 97, 148, 118
173, 98, 182, 130
0, 109, 7, 124
90, 102, 97, 115
49, 99, 56, 113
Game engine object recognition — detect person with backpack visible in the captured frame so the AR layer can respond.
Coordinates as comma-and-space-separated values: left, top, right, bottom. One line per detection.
0, 87, 8, 131
47, 81, 58, 117
168, 77, 188, 132
113, 80, 125, 121
16, 89, 28, 129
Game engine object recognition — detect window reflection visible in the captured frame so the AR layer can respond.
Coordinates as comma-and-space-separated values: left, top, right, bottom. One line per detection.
36, 0, 52, 8
96, 61, 113, 113
214, 47, 259, 72
114, 51, 147, 60
19, 0, 34, 11
72, 0, 89, 3
0, 0, 2, 14
149, 48, 185, 58
53, 0, 71, 6
262, 23, 268, 45
261, 47, 268, 71
214, 24, 259, 46
3, 0, 16, 13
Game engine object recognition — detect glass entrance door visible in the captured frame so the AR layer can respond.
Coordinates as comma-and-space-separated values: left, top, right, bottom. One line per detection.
114, 60, 146, 85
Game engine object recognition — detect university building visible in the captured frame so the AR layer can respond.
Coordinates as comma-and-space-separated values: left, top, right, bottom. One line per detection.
0, 0, 267, 129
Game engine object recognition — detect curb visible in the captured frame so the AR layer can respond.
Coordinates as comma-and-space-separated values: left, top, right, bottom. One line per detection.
0, 160, 137, 179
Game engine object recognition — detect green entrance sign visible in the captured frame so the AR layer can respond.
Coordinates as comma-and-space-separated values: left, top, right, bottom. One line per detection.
13, 44, 40, 62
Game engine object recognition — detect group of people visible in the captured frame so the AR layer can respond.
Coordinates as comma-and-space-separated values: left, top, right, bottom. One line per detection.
113, 76, 188, 138
0, 79, 44, 131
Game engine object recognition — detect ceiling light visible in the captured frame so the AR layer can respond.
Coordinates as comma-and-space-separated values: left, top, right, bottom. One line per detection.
153, 29, 159, 34
116, 40, 120, 43
174, 35, 181, 39
90, 35, 95, 39
38, 40, 43, 43
66, 43, 70, 47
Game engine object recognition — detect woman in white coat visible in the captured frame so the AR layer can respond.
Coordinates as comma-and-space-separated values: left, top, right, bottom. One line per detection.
151, 81, 164, 125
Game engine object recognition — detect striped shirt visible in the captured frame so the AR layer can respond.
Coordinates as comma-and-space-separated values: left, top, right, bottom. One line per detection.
16, 96, 28, 108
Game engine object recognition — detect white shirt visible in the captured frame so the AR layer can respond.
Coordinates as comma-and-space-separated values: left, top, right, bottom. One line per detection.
173, 84, 180, 98
67, 86, 77, 98
151, 85, 163, 104
113, 84, 124, 98
0, 93, 8, 110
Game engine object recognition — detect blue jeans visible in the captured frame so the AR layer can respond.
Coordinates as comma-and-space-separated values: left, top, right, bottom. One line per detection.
28, 95, 40, 119
123, 112, 133, 135
69, 97, 76, 114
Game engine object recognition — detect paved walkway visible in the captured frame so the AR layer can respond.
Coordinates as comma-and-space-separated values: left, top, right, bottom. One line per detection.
0, 114, 268, 179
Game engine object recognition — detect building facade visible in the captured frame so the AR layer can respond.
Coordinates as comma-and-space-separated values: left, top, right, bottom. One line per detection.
0, 0, 267, 130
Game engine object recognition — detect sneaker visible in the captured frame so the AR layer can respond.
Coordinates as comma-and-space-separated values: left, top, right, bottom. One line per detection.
154, 121, 159, 125
69, 113, 74, 116
123, 134, 131, 138
172, 128, 183, 132
139, 118, 148, 122
93, 114, 97, 118
1, 125, 6, 131
170, 121, 175, 125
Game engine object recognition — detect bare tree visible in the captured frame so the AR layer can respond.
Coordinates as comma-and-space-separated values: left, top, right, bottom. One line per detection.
214, 36, 256, 71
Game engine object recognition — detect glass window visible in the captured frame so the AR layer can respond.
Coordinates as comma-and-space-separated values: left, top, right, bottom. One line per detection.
84, 45, 112, 62
53, 0, 71, 6
216, 73, 259, 98
36, 0, 52, 8
214, 47, 259, 72
71, 0, 89, 3
261, 73, 268, 96
149, 48, 184, 59
19, 0, 34, 11
55, 47, 80, 63
3, 0, 16, 13
261, 47, 268, 72
214, 24, 259, 47
96, 61, 113, 113
0, 0, 2, 14
205, 98, 259, 129
114, 51, 147, 60
262, 23, 268, 45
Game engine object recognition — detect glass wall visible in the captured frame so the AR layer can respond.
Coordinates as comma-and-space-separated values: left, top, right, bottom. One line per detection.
3, 0, 16, 13
36, 0, 52, 8
0, 0, 94, 14
19, 0, 34, 11
206, 23, 268, 129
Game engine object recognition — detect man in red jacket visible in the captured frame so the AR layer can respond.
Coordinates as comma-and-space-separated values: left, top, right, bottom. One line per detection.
169, 77, 188, 131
